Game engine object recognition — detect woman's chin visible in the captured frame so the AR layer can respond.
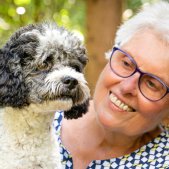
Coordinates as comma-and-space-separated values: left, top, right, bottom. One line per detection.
97, 110, 120, 130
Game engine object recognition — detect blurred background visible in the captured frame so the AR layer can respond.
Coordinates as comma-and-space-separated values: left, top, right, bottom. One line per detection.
0, 0, 161, 96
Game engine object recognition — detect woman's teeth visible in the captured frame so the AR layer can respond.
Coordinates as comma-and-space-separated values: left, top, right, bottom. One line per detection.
109, 93, 134, 112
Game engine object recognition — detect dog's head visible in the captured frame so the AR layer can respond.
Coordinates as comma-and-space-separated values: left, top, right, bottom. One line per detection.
0, 23, 90, 119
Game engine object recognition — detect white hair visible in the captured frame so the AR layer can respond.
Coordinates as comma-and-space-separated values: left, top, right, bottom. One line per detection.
115, 1, 169, 47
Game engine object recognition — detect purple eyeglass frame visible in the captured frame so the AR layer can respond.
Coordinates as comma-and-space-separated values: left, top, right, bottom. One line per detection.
109, 46, 169, 102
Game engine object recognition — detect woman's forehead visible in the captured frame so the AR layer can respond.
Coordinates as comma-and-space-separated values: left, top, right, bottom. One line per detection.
121, 30, 169, 84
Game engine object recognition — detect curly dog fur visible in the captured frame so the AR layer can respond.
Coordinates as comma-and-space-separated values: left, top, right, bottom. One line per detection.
0, 23, 90, 169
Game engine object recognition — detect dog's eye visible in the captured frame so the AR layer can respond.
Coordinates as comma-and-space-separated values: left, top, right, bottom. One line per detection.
38, 62, 49, 70
33, 62, 51, 73
72, 65, 82, 72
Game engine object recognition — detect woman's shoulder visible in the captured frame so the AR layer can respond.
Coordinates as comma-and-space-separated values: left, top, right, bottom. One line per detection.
120, 130, 169, 168
88, 130, 169, 168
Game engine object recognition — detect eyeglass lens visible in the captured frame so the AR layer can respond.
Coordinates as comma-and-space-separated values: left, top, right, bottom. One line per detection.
110, 48, 167, 101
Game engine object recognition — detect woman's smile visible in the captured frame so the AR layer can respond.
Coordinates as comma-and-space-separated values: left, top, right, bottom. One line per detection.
109, 92, 135, 112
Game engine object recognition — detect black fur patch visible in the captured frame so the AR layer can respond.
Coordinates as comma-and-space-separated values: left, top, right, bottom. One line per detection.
0, 24, 40, 107
0, 49, 28, 107
64, 99, 89, 119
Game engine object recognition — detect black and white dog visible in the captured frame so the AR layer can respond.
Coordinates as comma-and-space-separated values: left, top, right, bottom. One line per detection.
0, 23, 90, 169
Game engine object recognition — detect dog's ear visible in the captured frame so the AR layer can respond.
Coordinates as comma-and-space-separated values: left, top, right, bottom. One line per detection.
64, 99, 89, 119
6, 31, 39, 65
0, 24, 41, 108
0, 49, 29, 108
3, 24, 40, 64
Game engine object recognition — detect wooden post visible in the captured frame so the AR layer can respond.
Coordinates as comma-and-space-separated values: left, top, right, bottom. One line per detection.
86, 0, 123, 95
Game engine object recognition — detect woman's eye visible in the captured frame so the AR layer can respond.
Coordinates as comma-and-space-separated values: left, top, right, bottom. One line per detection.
121, 59, 133, 70
146, 80, 158, 90
147, 80, 155, 88
145, 79, 162, 92
122, 60, 130, 67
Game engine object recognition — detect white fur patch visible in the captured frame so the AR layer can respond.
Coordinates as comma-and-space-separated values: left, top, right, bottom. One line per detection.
45, 66, 87, 84
0, 106, 62, 169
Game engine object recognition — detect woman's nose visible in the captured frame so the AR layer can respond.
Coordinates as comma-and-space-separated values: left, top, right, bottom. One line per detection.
119, 73, 140, 96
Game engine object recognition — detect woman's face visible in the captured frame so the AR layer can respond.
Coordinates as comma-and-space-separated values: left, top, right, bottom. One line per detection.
94, 30, 169, 136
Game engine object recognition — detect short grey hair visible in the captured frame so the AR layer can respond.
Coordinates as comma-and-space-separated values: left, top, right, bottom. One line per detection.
115, 1, 169, 47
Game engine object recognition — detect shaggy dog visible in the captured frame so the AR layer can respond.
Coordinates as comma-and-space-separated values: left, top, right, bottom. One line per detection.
0, 23, 90, 169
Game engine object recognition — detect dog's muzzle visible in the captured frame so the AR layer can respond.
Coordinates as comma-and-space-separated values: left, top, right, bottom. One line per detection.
43, 67, 90, 119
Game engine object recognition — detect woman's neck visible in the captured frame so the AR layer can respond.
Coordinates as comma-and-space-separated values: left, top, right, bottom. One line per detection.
62, 100, 162, 159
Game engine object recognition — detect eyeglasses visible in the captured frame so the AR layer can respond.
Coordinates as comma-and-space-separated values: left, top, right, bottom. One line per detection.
109, 47, 169, 101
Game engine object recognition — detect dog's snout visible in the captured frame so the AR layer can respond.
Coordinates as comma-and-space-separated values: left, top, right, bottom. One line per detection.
62, 76, 78, 90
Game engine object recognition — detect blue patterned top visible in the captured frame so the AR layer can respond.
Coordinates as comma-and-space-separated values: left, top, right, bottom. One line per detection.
53, 112, 169, 169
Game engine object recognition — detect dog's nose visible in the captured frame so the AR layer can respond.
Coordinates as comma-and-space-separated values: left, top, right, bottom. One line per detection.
62, 76, 78, 90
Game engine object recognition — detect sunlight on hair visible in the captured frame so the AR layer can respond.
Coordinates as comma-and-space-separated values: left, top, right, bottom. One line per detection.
72, 30, 84, 42
123, 9, 133, 21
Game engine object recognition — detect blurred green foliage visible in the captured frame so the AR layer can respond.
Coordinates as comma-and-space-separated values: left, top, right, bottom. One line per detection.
0, 0, 86, 46
126, 0, 158, 12
125, 0, 160, 17
0, 0, 162, 46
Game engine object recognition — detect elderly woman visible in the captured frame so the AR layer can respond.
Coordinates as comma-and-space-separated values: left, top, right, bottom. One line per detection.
54, 1, 169, 169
